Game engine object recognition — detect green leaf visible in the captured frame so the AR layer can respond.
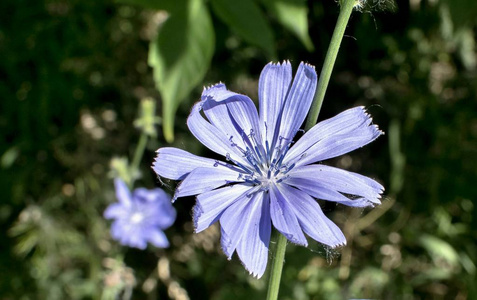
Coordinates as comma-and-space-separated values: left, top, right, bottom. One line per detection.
148, 0, 215, 142
210, 0, 276, 59
419, 234, 459, 267
1, 146, 19, 169
262, 0, 314, 51
441, 0, 477, 29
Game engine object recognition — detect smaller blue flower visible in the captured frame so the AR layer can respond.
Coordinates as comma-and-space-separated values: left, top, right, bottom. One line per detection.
104, 179, 176, 249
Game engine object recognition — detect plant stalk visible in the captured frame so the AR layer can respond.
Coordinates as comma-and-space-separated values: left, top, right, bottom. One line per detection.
266, 232, 288, 300
305, 0, 356, 131
129, 132, 148, 187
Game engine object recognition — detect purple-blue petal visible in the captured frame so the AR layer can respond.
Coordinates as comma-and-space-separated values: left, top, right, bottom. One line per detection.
269, 185, 308, 246
236, 192, 271, 278
114, 178, 132, 206
284, 107, 383, 167
134, 187, 170, 203
258, 61, 292, 147
201, 85, 247, 150
285, 107, 370, 161
153, 202, 177, 229
187, 101, 250, 167
277, 62, 317, 142
193, 184, 251, 233
174, 166, 243, 199
148, 230, 170, 248
220, 192, 259, 258
284, 177, 373, 207
153, 147, 220, 180
288, 165, 383, 205
111, 221, 148, 250
133, 188, 176, 227
278, 184, 346, 248
104, 203, 128, 219
202, 84, 261, 139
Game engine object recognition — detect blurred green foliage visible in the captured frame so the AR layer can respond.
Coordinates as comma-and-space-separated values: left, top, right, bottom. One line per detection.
1, 0, 476, 299
121, 0, 313, 141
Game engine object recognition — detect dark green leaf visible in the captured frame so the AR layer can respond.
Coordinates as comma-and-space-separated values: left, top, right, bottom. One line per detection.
210, 0, 276, 59
148, 0, 215, 142
262, 0, 314, 51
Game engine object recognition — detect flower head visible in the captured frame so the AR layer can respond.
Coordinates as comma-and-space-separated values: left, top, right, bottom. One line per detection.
104, 179, 176, 249
153, 61, 383, 277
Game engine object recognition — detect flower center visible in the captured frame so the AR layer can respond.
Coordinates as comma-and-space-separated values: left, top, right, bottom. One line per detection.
225, 130, 297, 191
130, 212, 144, 224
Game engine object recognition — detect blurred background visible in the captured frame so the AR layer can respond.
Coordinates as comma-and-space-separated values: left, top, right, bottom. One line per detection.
1, 0, 476, 299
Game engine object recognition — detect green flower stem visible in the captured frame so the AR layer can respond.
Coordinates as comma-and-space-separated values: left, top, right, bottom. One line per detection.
266, 232, 287, 300
129, 132, 148, 187
305, 0, 356, 131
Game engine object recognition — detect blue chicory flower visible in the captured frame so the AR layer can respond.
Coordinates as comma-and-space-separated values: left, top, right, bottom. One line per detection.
104, 178, 176, 249
153, 61, 384, 278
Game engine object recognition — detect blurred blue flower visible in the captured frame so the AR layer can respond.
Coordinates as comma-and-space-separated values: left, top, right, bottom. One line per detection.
153, 61, 384, 277
104, 179, 176, 249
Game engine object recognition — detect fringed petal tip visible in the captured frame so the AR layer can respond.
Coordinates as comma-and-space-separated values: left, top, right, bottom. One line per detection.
299, 63, 317, 80
328, 239, 347, 249
346, 181, 384, 207
265, 60, 316, 71
192, 203, 203, 233
368, 188, 385, 207
268, 60, 316, 70
240, 257, 269, 278
266, 60, 292, 67
362, 188, 384, 207
201, 83, 227, 101
370, 178, 385, 198
220, 229, 235, 260
361, 106, 385, 137
284, 233, 308, 247
301, 61, 316, 70
373, 124, 385, 137
202, 82, 225, 92
243, 266, 263, 279
362, 198, 381, 208
371, 182, 385, 199
237, 251, 268, 278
